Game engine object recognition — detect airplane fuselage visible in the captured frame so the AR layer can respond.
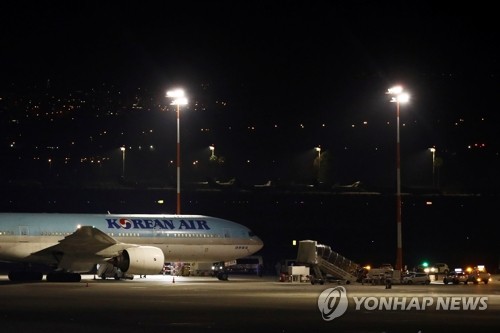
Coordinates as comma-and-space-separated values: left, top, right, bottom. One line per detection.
0, 213, 264, 280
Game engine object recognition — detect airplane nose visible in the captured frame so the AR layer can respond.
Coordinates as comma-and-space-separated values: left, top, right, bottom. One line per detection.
253, 236, 264, 250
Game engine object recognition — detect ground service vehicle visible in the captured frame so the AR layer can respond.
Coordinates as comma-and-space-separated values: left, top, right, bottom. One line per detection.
362, 264, 399, 285
465, 266, 491, 284
226, 255, 263, 274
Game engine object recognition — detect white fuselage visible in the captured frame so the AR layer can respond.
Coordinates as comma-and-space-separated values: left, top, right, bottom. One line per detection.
0, 213, 264, 271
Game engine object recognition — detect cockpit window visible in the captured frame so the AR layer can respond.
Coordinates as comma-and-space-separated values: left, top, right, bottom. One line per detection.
248, 231, 255, 237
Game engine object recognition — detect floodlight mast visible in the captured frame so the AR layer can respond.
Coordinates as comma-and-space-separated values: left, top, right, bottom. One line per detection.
166, 89, 188, 214
387, 85, 410, 271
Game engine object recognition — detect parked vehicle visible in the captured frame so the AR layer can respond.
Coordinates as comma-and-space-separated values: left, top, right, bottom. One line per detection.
402, 272, 430, 285
443, 269, 468, 285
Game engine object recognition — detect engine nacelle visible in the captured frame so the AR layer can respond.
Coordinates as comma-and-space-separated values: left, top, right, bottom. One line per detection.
113, 246, 164, 275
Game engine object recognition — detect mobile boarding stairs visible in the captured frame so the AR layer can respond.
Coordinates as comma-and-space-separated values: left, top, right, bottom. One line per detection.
296, 240, 362, 285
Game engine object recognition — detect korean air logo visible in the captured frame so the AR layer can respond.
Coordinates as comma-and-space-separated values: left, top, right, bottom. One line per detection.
317, 286, 348, 321
118, 218, 132, 229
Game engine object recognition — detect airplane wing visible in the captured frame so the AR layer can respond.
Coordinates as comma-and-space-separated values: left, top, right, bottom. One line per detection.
30, 226, 133, 272
33, 226, 117, 255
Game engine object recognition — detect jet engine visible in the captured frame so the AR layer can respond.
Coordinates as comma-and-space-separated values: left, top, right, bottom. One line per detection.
113, 246, 165, 275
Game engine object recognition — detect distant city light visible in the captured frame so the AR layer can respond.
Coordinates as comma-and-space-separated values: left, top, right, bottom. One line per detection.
0, 82, 494, 194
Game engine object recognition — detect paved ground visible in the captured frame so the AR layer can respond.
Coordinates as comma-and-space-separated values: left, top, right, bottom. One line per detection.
0, 273, 499, 333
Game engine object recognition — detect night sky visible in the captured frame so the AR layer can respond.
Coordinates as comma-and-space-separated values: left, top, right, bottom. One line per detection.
1, 1, 499, 189
2, 2, 498, 100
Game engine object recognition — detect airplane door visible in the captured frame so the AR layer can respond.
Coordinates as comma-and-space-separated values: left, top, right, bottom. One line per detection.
222, 228, 231, 244
18, 225, 29, 242
152, 225, 162, 243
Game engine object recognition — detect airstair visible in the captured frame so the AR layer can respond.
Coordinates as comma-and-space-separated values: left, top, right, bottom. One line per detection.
296, 240, 361, 284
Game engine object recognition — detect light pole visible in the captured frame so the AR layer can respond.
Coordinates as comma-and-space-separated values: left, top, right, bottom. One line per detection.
166, 89, 188, 215
209, 144, 215, 160
120, 146, 126, 179
429, 147, 436, 187
315, 146, 321, 182
387, 85, 409, 271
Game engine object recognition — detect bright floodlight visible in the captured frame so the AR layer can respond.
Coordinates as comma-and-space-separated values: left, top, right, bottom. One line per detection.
315, 147, 321, 152
387, 86, 403, 95
170, 97, 188, 106
392, 93, 409, 103
166, 89, 185, 98
387, 86, 409, 103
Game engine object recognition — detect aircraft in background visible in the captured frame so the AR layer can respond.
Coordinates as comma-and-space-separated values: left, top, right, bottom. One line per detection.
190, 177, 239, 189
0, 213, 263, 282
254, 180, 272, 188
215, 178, 237, 187
331, 181, 381, 195
332, 180, 362, 190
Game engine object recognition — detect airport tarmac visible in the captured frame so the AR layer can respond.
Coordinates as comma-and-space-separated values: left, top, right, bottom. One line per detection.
1, 273, 499, 333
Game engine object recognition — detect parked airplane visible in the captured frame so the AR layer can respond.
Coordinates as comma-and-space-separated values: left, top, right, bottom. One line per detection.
0, 213, 263, 282
215, 178, 237, 187
254, 180, 272, 188
332, 180, 362, 189
331, 181, 381, 195
192, 177, 238, 189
